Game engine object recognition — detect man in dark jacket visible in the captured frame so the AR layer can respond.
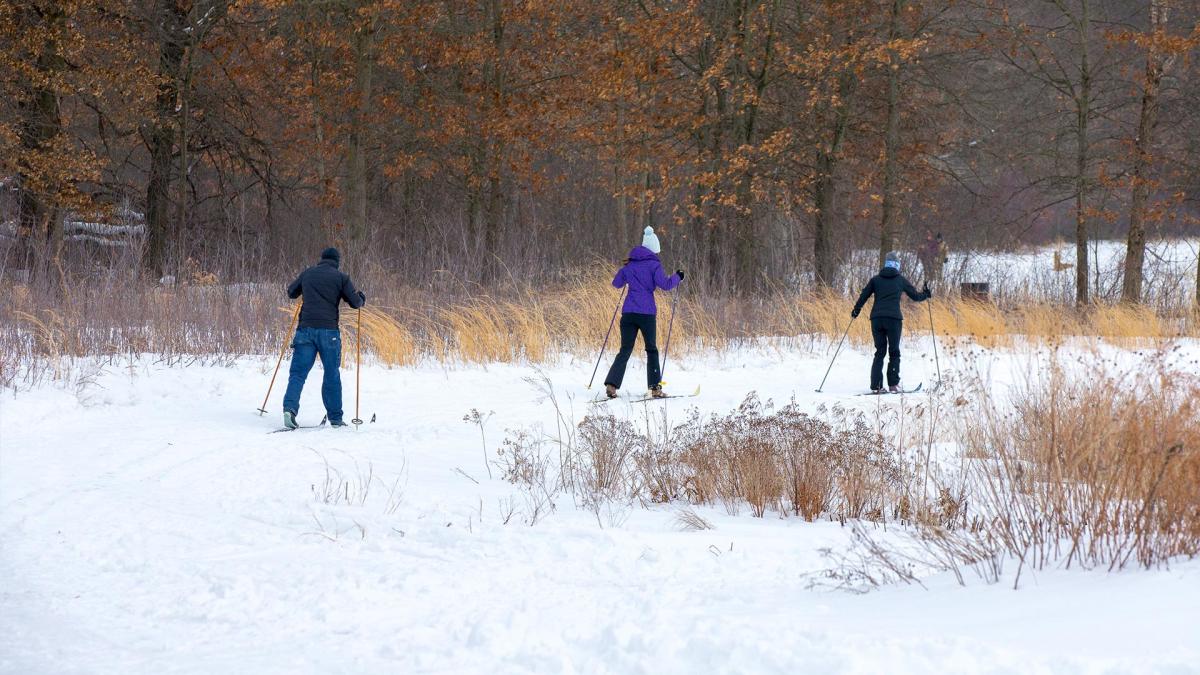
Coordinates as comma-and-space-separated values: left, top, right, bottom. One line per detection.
851, 251, 931, 393
282, 247, 366, 428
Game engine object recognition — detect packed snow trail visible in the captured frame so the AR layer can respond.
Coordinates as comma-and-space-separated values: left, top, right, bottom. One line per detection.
2, 343, 1199, 674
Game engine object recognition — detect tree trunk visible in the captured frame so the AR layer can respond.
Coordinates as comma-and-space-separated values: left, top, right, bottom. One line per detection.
309, 38, 331, 237
878, 0, 903, 267
813, 72, 855, 288
346, 7, 376, 248
14, 3, 67, 291
734, 184, 757, 293
1073, 0, 1092, 306
483, 153, 504, 282
479, 0, 505, 283
812, 161, 838, 288
614, 163, 628, 249
1122, 0, 1170, 304
146, 0, 187, 279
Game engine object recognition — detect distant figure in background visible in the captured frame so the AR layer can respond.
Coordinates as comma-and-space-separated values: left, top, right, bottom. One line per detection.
852, 251, 931, 394
1053, 249, 1074, 272
919, 231, 949, 284
603, 226, 684, 399
282, 247, 366, 429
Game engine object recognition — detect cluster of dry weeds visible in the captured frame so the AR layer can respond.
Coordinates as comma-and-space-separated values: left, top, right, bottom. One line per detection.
495, 356, 1200, 583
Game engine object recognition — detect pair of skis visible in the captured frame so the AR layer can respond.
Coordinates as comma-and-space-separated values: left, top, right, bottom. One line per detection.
591, 385, 701, 405
269, 413, 378, 434
270, 415, 327, 434
855, 382, 924, 396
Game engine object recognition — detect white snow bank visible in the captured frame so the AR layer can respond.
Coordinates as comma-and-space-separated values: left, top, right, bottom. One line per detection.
2, 344, 1198, 673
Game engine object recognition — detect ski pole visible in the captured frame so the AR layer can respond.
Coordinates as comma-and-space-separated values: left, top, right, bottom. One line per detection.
587, 287, 627, 389
258, 301, 302, 415
658, 286, 680, 386
352, 307, 363, 428
927, 289, 942, 390
815, 315, 855, 393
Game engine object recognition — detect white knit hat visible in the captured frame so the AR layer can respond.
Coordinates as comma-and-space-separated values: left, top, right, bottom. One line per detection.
642, 226, 661, 254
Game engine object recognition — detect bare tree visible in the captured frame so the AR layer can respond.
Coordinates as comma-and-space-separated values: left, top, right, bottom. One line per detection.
1122, 0, 1177, 304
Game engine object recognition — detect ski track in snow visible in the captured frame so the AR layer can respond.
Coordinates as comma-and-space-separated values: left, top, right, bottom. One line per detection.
2, 340, 1199, 674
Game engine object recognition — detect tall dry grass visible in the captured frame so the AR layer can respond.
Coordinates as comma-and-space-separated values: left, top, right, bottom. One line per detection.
819, 352, 1200, 589
2, 269, 1197, 390
956, 353, 1200, 572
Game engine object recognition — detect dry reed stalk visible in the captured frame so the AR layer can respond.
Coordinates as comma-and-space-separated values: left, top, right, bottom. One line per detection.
3, 275, 1198, 385
959, 355, 1200, 571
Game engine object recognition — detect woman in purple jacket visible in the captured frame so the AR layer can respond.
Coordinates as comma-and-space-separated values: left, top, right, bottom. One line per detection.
604, 226, 684, 399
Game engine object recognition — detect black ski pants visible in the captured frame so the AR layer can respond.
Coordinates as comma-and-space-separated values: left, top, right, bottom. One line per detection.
870, 317, 903, 390
604, 312, 660, 390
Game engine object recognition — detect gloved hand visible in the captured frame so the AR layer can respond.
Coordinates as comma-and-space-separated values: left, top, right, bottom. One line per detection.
923, 284, 932, 299
358, 291, 366, 304
676, 269, 685, 280
851, 308, 860, 319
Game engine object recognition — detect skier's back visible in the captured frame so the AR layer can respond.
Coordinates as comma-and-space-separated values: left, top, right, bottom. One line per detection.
603, 226, 683, 399
851, 251, 930, 393
281, 247, 366, 429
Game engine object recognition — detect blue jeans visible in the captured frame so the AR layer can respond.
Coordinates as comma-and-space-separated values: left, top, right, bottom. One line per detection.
282, 327, 343, 421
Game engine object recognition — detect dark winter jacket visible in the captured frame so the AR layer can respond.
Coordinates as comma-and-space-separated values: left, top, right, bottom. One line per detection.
852, 267, 929, 321
613, 246, 680, 315
287, 252, 366, 330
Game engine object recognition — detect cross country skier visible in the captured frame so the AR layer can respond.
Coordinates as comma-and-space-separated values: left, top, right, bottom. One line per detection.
851, 251, 931, 394
281, 247, 366, 429
603, 226, 683, 399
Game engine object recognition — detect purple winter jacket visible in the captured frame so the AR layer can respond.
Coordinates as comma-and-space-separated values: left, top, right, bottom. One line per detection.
613, 246, 681, 315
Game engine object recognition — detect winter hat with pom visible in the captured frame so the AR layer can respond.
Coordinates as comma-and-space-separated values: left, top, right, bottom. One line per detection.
641, 226, 661, 254
321, 247, 341, 265
884, 250, 901, 271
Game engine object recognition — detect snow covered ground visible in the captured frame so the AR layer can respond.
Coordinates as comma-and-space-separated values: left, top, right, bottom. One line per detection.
3, 340, 1199, 674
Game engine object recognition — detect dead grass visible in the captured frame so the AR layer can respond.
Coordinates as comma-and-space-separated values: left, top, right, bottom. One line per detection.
959, 352, 1200, 572
827, 351, 1200, 589
498, 393, 905, 522
1, 271, 1196, 391
489, 355, 1200, 582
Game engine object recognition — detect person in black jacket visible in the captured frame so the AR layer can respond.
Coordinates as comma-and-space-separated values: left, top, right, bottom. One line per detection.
281, 247, 366, 429
851, 251, 931, 393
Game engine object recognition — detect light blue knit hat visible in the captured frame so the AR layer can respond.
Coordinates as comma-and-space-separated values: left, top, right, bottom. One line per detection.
642, 226, 661, 254
884, 251, 901, 271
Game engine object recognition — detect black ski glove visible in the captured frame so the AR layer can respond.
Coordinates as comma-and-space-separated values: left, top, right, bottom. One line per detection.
923, 285, 932, 299
676, 269, 685, 281
851, 308, 860, 319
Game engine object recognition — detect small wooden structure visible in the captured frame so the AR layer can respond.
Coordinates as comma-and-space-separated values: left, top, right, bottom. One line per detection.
960, 282, 989, 301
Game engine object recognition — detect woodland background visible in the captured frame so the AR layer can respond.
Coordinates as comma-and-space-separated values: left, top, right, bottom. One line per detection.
3, 0, 1199, 303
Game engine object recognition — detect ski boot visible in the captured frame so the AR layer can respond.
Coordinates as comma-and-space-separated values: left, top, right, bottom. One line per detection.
888, 384, 901, 394
329, 419, 348, 428
605, 384, 618, 399
649, 386, 668, 399
283, 410, 298, 430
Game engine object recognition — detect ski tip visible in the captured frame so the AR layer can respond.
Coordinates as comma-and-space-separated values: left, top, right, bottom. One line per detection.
691, 385, 701, 396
